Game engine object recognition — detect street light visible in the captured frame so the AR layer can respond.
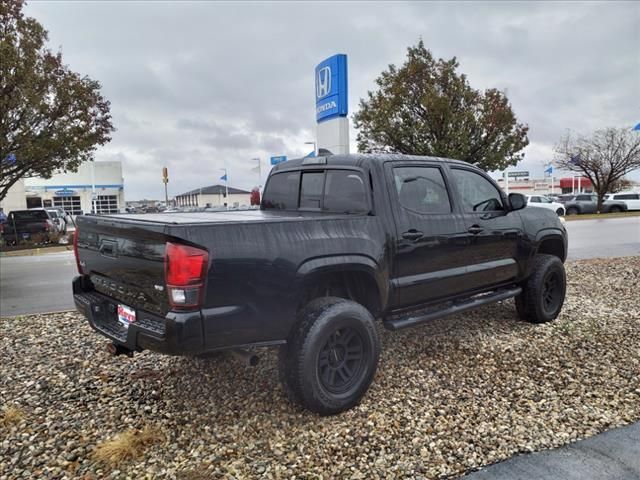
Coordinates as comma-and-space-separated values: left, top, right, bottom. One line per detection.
252, 157, 261, 189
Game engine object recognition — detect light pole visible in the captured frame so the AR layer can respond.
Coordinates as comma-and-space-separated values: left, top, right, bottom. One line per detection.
90, 159, 96, 214
252, 157, 261, 190
304, 141, 317, 156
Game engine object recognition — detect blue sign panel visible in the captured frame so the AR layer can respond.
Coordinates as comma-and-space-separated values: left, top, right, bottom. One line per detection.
55, 188, 76, 197
270, 156, 287, 165
315, 54, 348, 123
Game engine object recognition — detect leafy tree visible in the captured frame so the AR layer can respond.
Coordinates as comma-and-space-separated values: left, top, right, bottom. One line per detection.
0, 0, 114, 202
353, 40, 529, 171
554, 127, 640, 212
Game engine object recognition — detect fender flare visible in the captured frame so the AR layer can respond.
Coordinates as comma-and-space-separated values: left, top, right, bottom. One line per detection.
296, 255, 388, 312
534, 228, 567, 262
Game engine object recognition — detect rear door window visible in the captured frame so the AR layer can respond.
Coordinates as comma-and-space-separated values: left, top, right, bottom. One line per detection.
393, 166, 451, 214
261, 171, 300, 210
323, 170, 368, 213
576, 195, 593, 201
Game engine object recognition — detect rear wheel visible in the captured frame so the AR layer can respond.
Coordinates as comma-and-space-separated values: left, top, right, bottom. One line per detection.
516, 254, 566, 324
608, 206, 622, 213
556, 208, 564, 216
279, 297, 379, 415
566, 207, 579, 215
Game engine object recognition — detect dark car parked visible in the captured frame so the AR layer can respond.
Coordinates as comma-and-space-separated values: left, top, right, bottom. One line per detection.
73, 154, 568, 414
562, 194, 628, 215
2, 209, 56, 244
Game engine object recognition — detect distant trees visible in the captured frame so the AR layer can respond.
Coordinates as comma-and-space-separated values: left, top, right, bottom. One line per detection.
0, 0, 114, 202
353, 40, 529, 171
554, 128, 640, 212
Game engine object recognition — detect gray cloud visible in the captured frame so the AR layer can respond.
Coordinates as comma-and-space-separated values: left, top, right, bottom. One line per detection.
24, 0, 640, 198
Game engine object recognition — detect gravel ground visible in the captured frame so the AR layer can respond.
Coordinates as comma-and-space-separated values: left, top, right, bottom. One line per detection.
1, 257, 639, 479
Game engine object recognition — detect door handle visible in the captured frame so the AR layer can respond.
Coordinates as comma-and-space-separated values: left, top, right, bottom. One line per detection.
467, 225, 484, 235
402, 230, 424, 241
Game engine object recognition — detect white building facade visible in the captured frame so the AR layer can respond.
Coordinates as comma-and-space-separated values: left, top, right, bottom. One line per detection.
175, 185, 251, 208
21, 161, 125, 215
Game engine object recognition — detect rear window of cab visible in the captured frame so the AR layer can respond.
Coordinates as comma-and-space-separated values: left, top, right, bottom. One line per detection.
262, 169, 369, 213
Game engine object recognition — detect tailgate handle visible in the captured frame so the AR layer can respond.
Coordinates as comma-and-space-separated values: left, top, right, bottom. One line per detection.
99, 240, 117, 257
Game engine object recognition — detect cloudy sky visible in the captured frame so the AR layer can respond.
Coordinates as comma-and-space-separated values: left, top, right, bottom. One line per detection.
25, 0, 640, 200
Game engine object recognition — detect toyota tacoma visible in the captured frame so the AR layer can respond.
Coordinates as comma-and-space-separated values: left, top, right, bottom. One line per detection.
73, 154, 568, 415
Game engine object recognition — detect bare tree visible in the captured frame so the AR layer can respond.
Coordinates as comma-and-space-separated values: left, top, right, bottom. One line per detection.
554, 127, 640, 212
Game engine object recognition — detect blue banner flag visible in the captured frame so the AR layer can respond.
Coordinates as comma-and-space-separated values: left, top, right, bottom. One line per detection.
544, 165, 553, 175
220, 173, 227, 181
633, 123, 640, 131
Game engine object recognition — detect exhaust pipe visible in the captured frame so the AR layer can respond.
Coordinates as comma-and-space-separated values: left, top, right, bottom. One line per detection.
106, 342, 134, 357
230, 348, 260, 367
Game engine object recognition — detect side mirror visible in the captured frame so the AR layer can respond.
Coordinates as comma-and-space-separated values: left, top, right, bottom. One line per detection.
509, 193, 527, 211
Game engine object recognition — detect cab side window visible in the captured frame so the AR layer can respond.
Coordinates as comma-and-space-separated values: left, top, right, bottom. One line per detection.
451, 168, 504, 212
393, 166, 451, 214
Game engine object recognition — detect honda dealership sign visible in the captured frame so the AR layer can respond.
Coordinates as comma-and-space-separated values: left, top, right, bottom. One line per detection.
315, 54, 348, 123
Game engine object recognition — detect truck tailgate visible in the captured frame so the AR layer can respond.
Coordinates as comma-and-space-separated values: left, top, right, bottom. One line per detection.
75, 216, 171, 316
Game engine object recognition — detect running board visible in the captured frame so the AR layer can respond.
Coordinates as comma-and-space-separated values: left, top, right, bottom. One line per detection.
383, 287, 522, 331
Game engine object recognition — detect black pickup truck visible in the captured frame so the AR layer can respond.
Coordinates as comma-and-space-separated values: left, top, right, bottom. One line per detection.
73, 154, 568, 414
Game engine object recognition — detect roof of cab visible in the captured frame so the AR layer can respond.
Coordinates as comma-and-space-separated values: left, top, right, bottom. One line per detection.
270, 153, 471, 172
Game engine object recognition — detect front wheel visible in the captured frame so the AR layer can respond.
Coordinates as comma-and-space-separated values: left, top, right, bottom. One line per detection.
279, 297, 380, 415
608, 206, 622, 213
566, 207, 579, 215
556, 208, 564, 216
516, 254, 566, 324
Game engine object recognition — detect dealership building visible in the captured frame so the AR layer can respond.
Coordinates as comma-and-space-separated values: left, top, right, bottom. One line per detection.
175, 184, 251, 208
0, 161, 125, 215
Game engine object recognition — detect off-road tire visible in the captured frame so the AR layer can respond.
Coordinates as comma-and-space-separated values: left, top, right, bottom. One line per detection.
279, 297, 379, 415
516, 254, 566, 324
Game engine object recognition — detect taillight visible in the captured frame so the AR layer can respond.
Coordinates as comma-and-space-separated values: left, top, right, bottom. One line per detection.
73, 229, 83, 274
164, 242, 209, 309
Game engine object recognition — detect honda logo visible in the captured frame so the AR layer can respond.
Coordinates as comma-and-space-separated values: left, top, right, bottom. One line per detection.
316, 66, 331, 99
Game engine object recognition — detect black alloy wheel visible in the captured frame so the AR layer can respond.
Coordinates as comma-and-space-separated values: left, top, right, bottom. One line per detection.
318, 327, 367, 394
541, 270, 563, 315
279, 297, 380, 415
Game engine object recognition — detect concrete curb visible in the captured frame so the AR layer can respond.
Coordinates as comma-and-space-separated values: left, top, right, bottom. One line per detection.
0, 309, 76, 319
0, 245, 73, 257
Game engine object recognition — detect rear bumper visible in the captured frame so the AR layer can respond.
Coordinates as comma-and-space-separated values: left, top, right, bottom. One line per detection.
73, 276, 205, 355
